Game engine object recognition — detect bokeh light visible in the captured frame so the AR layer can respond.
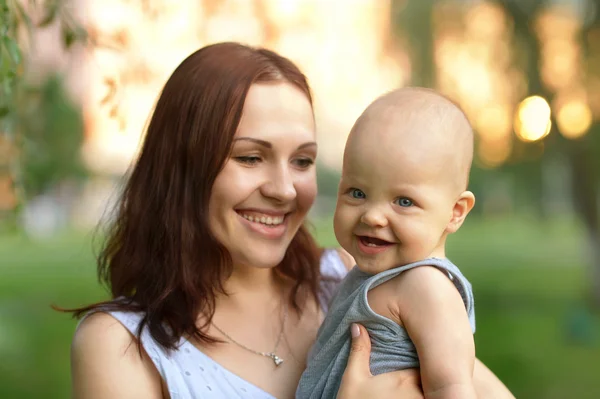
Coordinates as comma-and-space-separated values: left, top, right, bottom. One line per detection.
556, 100, 592, 139
478, 136, 512, 168
514, 96, 552, 142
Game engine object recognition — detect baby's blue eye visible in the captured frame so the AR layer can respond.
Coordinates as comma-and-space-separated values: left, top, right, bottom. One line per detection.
395, 197, 413, 207
350, 189, 366, 199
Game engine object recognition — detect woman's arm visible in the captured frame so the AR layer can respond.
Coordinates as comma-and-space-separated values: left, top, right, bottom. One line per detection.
71, 312, 164, 399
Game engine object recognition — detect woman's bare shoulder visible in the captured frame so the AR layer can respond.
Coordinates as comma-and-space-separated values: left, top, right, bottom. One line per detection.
71, 312, 164, 399
334, 247, 356, 271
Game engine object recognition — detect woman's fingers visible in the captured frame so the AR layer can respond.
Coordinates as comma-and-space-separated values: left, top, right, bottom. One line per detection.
338, 324, 424, 399
337, 324, 372, 398
345, 323, 373, 379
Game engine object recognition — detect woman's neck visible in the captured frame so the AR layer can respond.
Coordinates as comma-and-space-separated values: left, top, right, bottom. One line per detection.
218, 264, 283, 309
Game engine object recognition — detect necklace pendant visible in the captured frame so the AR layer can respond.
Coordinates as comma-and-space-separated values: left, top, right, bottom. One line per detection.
268, 353, 284, 366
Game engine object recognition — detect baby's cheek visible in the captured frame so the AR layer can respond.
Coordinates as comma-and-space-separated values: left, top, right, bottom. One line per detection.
333, 207, 352, 243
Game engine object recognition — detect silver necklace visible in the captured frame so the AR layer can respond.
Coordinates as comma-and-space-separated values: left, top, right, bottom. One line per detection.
212, 299, 288, 367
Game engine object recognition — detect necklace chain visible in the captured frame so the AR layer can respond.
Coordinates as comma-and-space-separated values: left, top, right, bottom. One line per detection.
212, 297, 288, 367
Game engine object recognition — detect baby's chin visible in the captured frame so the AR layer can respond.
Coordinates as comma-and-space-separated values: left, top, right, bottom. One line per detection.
353, 257, 400, 275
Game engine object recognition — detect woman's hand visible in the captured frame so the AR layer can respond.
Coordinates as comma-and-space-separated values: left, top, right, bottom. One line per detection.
337, 324, 424, 399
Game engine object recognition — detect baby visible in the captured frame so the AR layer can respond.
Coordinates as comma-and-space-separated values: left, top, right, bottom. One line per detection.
297, 87, 478, 399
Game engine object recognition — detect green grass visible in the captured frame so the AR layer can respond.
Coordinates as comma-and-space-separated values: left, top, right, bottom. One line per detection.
0, 231, 107, 398
1, 215, 599, 398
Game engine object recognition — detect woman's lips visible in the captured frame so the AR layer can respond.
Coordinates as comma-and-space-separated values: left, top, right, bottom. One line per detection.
236, 211, 288, 239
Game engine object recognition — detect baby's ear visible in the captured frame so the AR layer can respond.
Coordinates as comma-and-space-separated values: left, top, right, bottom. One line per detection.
446, 191, 475, 234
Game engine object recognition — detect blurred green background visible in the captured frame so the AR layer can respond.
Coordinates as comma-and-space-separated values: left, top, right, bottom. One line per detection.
1, 216, 599, 398
2, 0, 600, 398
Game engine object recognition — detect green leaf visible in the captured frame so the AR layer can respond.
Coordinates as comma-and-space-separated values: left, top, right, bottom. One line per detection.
3, 36, 20, 64
62, 24, 76, 48
3, 76, 11, 95
38, 0, 58, 27
14, 0, 33, 34
0, 106, 9, 117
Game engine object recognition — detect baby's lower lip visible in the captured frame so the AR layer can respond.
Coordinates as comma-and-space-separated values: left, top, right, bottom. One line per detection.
356, 236, 394, 255
358, 236, 393, 245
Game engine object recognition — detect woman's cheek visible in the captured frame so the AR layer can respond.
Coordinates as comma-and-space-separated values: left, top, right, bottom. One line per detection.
296, 174, 318, 210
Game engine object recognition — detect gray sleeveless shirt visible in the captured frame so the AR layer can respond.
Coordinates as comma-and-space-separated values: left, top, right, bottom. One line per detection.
296, 257, 475, 399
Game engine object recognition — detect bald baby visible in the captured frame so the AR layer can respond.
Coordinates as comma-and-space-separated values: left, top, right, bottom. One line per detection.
334, 86, 476, 270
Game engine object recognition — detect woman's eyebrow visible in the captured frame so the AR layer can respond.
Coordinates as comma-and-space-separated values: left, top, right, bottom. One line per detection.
233, 138, 317, 150
298, 142, 317, 150
233, 137, 271, 148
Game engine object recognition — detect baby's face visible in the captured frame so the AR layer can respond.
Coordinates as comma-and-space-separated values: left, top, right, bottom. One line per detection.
333, 118, 461, 274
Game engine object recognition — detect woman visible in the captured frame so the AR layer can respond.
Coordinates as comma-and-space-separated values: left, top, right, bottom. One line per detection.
70, 42, 510, 399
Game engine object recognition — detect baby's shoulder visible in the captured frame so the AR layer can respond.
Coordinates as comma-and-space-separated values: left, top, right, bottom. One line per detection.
385, 264, 458, 296
369, 265, 465, 326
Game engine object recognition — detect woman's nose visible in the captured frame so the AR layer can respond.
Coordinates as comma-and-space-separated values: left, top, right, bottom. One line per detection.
260, 164, 297, 202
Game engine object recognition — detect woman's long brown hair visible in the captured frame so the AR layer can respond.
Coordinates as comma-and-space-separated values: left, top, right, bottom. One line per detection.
66, 42, 322, 350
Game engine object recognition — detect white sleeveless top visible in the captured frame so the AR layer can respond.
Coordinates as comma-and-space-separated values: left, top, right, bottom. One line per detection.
103, 249, 347, 399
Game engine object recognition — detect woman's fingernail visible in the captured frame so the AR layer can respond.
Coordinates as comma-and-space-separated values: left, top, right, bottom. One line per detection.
351, 323, 360, 338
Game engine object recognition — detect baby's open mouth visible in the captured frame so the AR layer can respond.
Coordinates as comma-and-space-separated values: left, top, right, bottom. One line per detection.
358, 236, 394, 247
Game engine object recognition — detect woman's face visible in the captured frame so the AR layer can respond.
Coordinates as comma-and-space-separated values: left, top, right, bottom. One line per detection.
208, 82, 317, 270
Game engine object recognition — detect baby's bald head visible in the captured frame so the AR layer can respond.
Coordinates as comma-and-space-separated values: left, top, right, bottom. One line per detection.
344, 87, 474, 194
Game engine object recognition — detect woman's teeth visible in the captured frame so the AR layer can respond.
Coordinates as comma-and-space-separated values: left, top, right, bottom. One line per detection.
240, 213, 284, 226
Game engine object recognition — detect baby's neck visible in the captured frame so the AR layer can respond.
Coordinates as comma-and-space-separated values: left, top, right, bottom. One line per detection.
429, 246, 447, 259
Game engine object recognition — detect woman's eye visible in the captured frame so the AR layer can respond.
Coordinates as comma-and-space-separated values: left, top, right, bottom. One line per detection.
395, 197, 413, 207
349, 188, 366, 199
293, 158, 314, 169
234, 156, 261, 165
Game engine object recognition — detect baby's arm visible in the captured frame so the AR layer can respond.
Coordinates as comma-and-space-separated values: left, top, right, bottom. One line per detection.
393, 266, 476, 399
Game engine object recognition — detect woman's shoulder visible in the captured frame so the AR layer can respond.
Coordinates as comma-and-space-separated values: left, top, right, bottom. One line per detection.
72, 311, 164, 398
320, 247, 355, 277
318, 248, 355, 313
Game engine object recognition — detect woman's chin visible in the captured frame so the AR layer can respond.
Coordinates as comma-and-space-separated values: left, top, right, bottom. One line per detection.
235, 250, 287, 270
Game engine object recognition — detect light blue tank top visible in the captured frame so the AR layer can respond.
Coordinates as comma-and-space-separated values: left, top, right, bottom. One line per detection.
100, 249, 347, 399
296, 257, 476, 399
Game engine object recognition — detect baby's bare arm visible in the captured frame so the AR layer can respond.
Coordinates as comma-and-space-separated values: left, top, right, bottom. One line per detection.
473, 358, 516, 399
392, 266, 476, 399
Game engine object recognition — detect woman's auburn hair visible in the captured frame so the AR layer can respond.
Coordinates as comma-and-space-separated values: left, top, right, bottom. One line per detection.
68, 42, 322, 350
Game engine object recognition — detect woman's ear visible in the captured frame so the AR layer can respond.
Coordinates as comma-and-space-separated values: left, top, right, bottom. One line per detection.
446, 191, 475, 234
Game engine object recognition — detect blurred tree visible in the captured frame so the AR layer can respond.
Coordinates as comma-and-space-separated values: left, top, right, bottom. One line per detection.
393, 0, 436, 87
0, 0, 86, 230
501, 0, 600, 307
316, 162, 341, 198
18, 75, 86, 196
